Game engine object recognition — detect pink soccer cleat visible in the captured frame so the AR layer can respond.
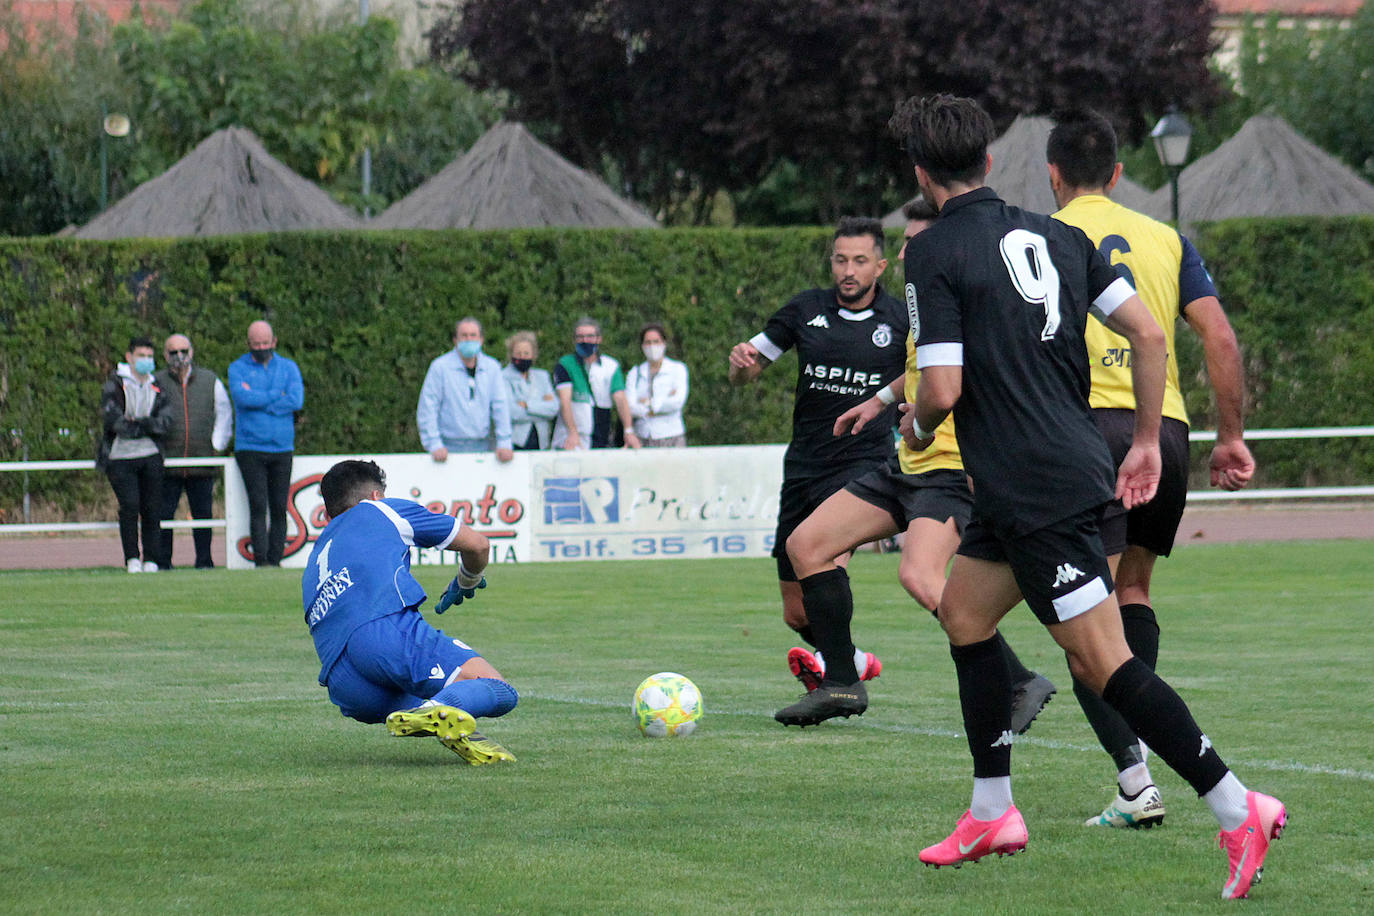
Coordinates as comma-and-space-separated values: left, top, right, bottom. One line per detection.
1219, 791, 1287, 899
787, 647, 824, 693
919, 806, 1028, 868
860, 651, 882, 681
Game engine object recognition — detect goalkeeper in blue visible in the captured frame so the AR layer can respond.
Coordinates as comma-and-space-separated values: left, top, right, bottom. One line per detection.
302, 459, 518, 765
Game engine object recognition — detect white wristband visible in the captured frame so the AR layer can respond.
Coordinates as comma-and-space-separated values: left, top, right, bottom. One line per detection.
875, 385, 896, 406
912, 419, 934, 440
457, 563, 483, 588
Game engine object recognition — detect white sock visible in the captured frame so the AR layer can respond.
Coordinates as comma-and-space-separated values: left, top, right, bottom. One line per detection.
854, 646, 871, 673
814, 651, 826, 675
970, 777, 1013, 821
1117, 759, 1154, 797
1204, 771, 1250, 831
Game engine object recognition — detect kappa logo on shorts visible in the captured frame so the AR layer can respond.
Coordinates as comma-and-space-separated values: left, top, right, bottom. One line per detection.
872, 322, 893, 347
806, 314, 830, 329
990, 730, 1015, 748
1052, 563, 1085, 588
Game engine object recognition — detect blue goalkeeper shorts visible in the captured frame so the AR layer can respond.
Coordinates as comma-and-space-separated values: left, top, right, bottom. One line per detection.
325, 611, 482, 723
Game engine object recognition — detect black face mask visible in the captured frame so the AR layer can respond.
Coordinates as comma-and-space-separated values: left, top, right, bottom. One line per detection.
512, 358, 534, 373
251, 348, 274, 364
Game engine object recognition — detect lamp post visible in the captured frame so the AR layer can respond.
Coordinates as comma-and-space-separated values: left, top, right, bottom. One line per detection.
1151, 109, 1193, 225
99, 106, 131, 212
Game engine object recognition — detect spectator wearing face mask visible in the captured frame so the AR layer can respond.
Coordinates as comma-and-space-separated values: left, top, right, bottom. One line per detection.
417, 317, 515, 463
625, 322, 690, 447
98, 335, 173, 573
551, 316, 640, 451
501, 331, 558, 450
155, 333, 233, 569
229, 319, 305, 567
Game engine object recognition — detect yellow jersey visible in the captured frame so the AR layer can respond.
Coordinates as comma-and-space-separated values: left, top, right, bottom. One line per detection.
899, 329, 963, 475
1053, 194, 1218, 425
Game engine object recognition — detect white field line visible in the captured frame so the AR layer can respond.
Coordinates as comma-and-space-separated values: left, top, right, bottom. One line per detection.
6, 688, 1368, 783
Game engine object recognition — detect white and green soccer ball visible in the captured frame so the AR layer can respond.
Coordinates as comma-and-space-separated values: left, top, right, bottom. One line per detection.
633, 672, 703, 737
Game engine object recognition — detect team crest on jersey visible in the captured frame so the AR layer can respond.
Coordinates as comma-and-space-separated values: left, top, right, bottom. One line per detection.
904, 282, 920, 340
872, 323, 892, 347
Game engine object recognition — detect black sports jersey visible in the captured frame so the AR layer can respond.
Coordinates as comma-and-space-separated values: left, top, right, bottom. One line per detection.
908, 188, 1135, 537
751, 285, 907, 476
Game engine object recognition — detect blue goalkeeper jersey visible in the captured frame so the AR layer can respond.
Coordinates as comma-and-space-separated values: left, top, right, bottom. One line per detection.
302, 498, 461, 682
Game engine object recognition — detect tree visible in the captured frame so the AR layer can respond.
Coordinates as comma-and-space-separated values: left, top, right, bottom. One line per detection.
432, 0, 1223, 225
0, 0, 503, 236
0, 6, 126, 235
1233, 7, 1374, 182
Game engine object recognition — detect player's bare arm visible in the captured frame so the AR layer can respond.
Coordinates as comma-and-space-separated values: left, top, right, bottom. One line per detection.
1184, 295, 1255, 491
727, 341, 771, 386
1101, 294, 1166, 508
833, 375, 903, 437
449, 524, 490, 578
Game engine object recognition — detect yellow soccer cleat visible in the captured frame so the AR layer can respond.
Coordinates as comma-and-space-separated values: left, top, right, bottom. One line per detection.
386, 704, 475, 742
441, 730, 516, 766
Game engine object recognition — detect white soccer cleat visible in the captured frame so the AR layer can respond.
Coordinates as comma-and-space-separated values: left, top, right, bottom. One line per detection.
1085, 784, 1166, 829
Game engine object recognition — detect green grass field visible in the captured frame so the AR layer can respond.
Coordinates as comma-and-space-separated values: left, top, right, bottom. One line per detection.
3, 540, 1372, 914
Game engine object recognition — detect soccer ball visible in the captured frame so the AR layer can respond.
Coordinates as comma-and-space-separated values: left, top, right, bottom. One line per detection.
633, 672, 703, 737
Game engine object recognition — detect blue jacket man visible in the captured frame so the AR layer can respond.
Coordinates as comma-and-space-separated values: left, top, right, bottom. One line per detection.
229, 319, 305, 566
416, 317, 515, 463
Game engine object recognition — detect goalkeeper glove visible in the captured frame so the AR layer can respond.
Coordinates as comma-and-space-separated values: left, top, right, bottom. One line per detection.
435, 564, 487, 614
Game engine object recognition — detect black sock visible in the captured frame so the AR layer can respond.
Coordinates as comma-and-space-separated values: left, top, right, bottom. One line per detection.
951, 635, 1013, 778
1120, 603, 1160, 670
1102, 657, 1229, 795
1073, 673, 1146, 771
798, 568, 858, 684
791, 623, 816, 648
997, 631, 1034, 683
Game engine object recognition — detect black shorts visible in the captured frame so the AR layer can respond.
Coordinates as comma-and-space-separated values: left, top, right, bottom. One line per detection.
843, 458, 972, 534
1094, 409, 1190, 557
958, 506, 1116, 627
774, 459, 885, 582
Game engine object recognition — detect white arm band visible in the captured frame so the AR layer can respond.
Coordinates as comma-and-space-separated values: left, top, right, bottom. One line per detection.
876, 385, 896, 406
457, 563, 484, 588
912, 419, 935, 440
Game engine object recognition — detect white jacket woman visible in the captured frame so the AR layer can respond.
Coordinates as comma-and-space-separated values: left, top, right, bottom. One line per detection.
626, 323, 689, 447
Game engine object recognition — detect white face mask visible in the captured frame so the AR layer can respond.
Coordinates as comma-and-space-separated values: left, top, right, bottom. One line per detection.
642, 343, 666, 362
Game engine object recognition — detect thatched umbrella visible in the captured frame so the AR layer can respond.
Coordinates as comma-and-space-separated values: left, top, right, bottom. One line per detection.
75, 127, 360, 239
883, 115, 1157, 226
1147, 114, 1374, 231
373, 121, 658, 229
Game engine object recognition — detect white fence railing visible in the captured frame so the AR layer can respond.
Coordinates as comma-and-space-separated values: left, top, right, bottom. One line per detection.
0, 457, 232, 533
1, 429, 1372, 536
1184, 426, 1374, 501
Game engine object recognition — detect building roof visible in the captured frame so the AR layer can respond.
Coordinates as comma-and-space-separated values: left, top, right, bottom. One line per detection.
75, 127, 361, 239
373, 121, 659, 230
1146, 114, 1374, 230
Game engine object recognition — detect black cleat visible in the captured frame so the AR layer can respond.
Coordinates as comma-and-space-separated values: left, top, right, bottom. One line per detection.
1010, 673, 1056, 735
774, 681, 868, 727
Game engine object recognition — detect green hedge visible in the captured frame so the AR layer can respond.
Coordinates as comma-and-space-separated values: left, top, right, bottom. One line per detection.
1189, 216, 1374, 487
2, 218, 1372, 515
